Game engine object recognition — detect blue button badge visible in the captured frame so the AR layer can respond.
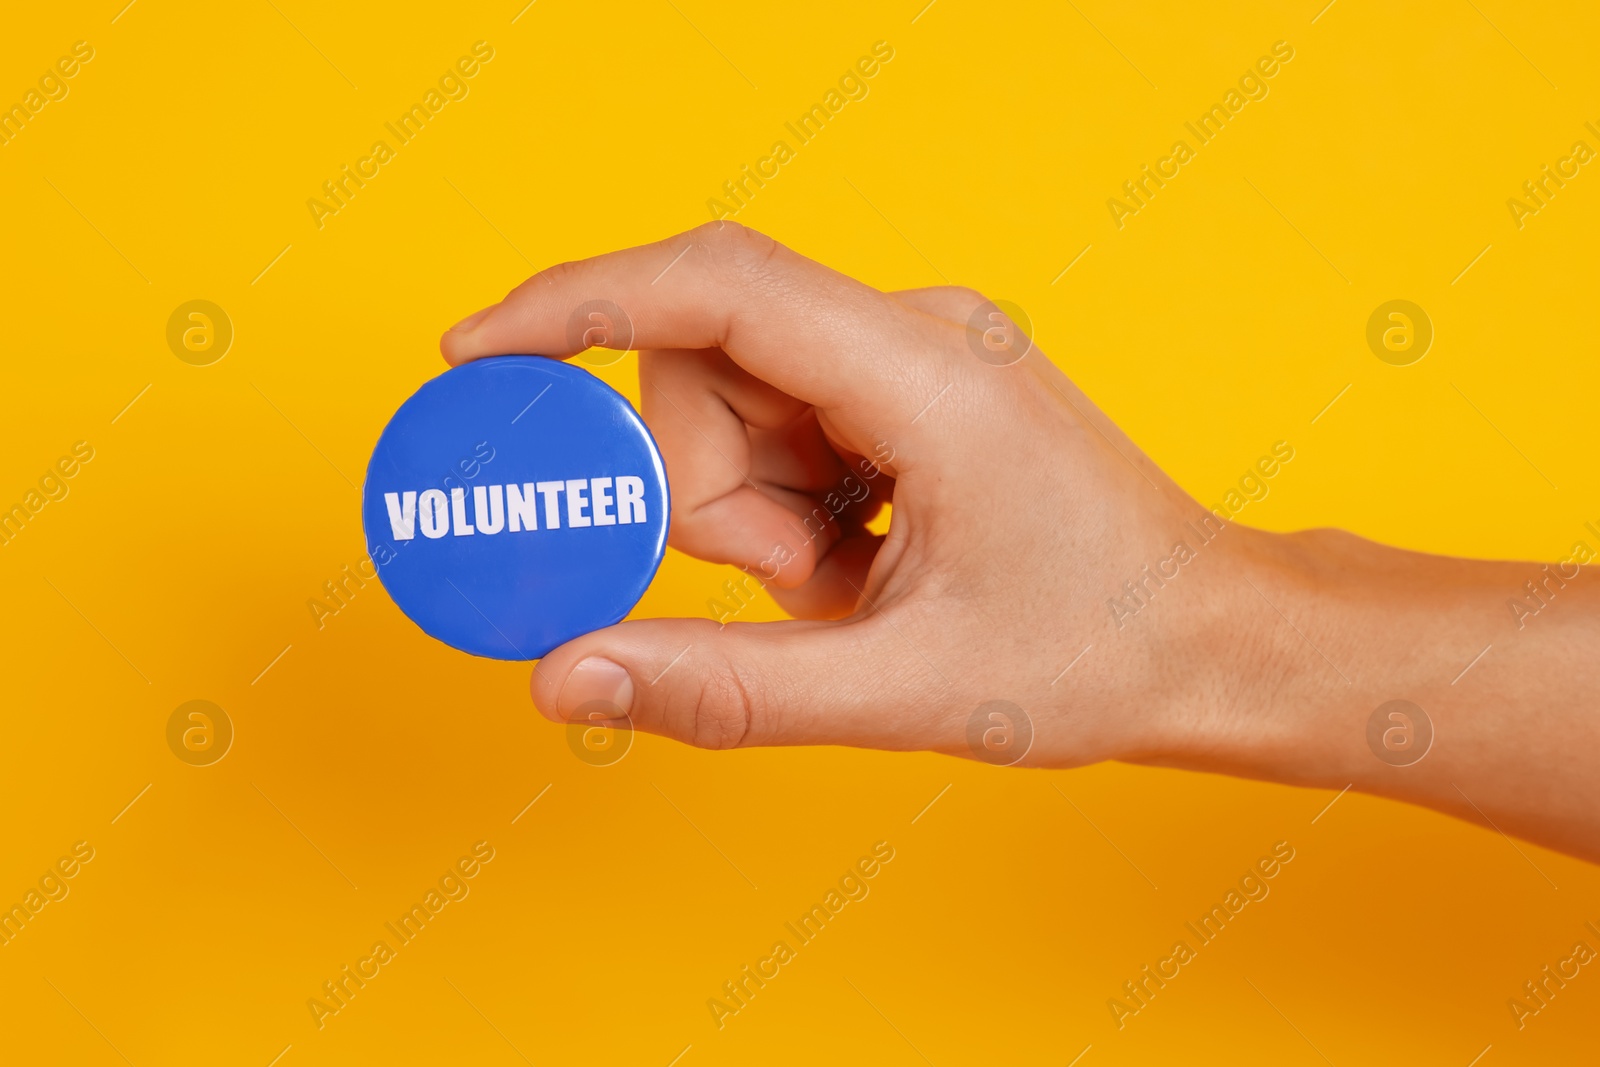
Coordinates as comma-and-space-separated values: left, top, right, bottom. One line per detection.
362, 357, 669, 660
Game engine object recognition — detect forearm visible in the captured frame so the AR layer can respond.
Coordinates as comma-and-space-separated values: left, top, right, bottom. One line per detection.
444, 227, 1596, 864
1156, 527, 1600, 862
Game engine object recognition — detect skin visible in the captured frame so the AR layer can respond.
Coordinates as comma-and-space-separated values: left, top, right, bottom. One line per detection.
442, 222, 1600, 865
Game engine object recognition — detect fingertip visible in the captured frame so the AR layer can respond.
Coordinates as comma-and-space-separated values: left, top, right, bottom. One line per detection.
529, 660, 560, 722
762, 555, 814, 591
451, 305, 494, 334
766, 532, 883, 619
439, 329, 470, 366
440, 305, 496, 365
531, 655, 634, 724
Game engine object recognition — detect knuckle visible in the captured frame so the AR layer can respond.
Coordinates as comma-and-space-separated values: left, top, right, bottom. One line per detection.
935, 286, 992, 324
690, 218, 754, 246
943, 285, 989, 307
693, 220, 783, 279
514, 258, 576, 296
682, 657, 757, 750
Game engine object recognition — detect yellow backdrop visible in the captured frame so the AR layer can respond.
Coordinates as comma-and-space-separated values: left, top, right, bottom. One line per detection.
3, 1, 1597, 1063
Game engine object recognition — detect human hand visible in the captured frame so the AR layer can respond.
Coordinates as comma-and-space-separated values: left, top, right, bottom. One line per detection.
441, 223, 1600, 862
439, 222, 1264, 767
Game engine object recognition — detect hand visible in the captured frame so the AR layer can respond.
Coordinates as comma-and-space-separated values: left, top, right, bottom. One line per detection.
440, 221, 1256, 765
443, 222, 1600, 864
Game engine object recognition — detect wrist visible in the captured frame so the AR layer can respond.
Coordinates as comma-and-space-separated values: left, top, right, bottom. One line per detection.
1137, 525, 1420, 790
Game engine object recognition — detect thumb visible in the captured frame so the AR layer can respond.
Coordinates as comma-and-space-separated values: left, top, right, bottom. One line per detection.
531, 616, 939, 752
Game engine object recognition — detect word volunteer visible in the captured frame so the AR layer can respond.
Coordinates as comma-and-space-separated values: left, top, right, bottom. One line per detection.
382, 476, 649, 540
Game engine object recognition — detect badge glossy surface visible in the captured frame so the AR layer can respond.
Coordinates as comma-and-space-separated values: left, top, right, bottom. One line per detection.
362, 357, 669, 660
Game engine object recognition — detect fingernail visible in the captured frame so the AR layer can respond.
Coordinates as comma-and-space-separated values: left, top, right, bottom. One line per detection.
557, 657, 634, 722
449, 305, 494, 333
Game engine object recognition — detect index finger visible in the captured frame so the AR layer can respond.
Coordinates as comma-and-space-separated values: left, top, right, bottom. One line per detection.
440, 222, 944, 420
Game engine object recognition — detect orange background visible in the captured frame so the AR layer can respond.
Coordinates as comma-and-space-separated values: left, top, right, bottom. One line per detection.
2, 1, 1597, 1063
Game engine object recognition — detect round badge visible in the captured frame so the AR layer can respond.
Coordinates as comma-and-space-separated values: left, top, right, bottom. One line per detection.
362, 357, 670, 659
